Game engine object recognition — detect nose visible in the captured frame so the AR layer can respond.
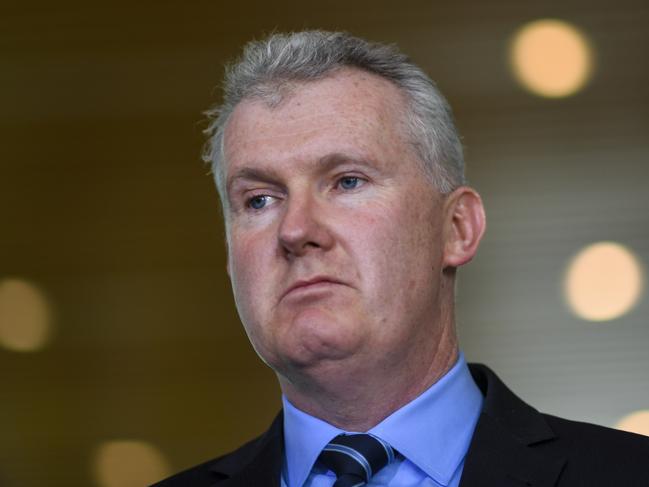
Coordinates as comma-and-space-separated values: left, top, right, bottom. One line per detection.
277, 192, 334, 258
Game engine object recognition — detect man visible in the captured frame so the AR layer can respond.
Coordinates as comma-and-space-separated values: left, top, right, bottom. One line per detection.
155, 31, 648, 486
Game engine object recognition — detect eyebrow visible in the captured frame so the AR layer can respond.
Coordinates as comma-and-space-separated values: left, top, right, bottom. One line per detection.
319, 152, 377, 171
227, 167, 283, 191
226, 152, 378, 196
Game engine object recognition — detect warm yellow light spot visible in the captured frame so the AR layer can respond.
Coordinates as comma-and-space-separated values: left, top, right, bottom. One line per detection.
564, 242, 644, 321
0, 278, 52, 352
93, 440, 171, 487
616, 410, 649, 437
510, 19, 594, 98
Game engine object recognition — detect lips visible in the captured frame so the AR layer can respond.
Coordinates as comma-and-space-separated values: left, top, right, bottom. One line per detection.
281, 276, 346, 301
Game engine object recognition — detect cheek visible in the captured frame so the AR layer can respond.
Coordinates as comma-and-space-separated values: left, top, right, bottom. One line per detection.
361, 198, 437, 256
227, 231, 272, 313
352, 199, 442, 301
227, 233, 282, 362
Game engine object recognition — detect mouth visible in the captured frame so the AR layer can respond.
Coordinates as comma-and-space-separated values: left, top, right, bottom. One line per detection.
281, 276, 346, 301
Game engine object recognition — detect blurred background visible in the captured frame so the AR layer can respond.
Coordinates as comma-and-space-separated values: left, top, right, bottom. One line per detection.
1, 0, 648, 485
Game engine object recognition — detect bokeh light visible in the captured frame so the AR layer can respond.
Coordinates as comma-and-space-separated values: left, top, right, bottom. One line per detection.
616, 410, 649, 437
510, 19, 594, 98
93, 440, 171, 487
564, 242, 644, 321
0, 278, 53, 352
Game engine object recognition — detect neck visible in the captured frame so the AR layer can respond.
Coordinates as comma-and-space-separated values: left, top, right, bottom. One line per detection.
278, 326, 459, 432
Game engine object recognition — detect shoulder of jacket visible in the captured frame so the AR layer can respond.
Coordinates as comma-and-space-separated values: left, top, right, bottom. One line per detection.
150, 414, 284, 487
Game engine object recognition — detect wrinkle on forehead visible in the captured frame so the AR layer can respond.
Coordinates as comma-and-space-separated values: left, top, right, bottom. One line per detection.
223, 68, 413, 167
230, 112, 341, 145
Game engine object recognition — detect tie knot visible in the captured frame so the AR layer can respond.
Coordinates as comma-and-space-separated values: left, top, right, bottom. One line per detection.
318, 434, 395, 487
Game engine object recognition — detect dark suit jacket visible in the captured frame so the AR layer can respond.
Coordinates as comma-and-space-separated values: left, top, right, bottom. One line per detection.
153, 364, 649, 486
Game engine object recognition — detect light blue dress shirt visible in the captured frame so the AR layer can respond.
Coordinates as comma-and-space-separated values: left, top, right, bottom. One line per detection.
281, 352, 483, 487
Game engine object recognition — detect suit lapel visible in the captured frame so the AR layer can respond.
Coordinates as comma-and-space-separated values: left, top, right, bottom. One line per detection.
460, 364, 566, 487
209, 413, 284, 487
459, 412, 566, 487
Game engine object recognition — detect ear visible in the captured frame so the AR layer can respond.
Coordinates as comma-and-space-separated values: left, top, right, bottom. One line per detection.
442, 187, 486, 268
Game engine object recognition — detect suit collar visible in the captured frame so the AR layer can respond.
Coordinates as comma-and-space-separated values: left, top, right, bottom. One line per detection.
209, 413, 284, 487
461, 364, 566, 487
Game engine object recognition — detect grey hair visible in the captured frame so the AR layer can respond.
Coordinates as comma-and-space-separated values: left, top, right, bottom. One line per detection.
203, 30, 465, 204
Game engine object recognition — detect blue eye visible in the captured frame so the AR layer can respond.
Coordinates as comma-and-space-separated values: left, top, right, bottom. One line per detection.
339, 176, 361, 190
248, 195, 269, 210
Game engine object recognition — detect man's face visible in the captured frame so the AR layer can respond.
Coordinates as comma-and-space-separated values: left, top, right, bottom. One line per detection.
222, 69, 452, 383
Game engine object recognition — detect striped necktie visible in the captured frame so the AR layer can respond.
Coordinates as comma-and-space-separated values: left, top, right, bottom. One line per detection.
317, 433, 395, 487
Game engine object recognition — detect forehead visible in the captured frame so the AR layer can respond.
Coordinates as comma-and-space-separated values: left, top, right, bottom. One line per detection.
223, 68, 412, 175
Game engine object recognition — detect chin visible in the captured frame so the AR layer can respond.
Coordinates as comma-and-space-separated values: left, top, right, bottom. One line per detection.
275, 310, 363, 370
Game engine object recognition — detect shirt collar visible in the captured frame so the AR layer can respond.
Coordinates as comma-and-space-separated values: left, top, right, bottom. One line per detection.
369, 352, 483, 485
282, 352, 483, 487
282, 394, 344, 487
